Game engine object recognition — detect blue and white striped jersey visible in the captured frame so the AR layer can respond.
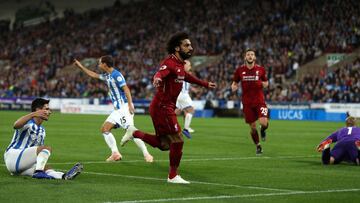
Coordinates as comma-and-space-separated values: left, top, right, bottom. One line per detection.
6, 119, 46, 152
181, 81, 191, 94
99, 69, 128, 109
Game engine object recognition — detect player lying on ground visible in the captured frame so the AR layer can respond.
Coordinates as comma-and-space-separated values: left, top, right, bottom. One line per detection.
317, 116, 360, 165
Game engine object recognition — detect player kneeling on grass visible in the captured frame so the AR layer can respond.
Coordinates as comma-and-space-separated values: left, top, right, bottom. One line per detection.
317, 116, 360, 165
3, 98, 83, 180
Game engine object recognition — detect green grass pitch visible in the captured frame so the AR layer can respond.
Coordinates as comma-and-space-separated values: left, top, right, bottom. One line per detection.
0, 110, 359, 202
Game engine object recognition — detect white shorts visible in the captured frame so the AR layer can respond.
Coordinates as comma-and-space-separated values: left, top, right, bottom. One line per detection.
4, 147, 37, 176
176, 92, 193, 110
105, 107, 134, 129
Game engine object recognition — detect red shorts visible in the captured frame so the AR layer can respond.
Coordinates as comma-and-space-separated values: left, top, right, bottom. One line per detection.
149, 105, 181, 136
243, 103, 269, 124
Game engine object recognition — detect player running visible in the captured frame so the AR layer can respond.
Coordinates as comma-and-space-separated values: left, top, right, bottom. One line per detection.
74, 56, 153, 162
121, 32, 216, 184
231, 49, 269, 155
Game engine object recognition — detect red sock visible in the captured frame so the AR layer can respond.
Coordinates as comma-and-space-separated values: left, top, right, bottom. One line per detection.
133, 130, 161, 148
169, 142, 184, 179
250, 130, 259, 145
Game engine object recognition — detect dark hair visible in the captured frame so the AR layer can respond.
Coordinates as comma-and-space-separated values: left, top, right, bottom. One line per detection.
100, 55, 114, 67
31, 98, 50, 112
166, 32, 190, 54
245, 48, 256, 56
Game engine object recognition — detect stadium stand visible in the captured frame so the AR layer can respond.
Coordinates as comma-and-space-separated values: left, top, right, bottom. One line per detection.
0, 0, 360, 102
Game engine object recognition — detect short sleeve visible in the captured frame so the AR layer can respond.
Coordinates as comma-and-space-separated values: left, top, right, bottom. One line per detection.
23, 120, 35, 131
112, 71, 126, 87
99, 73, 107, 81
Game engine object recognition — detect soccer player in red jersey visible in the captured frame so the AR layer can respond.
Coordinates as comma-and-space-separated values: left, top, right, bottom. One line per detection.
121, 32, 216, 184
231, 49, 269, 155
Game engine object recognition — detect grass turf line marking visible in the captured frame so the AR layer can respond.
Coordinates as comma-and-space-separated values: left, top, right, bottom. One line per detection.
105, 188, 360, 203
82, 171, 295, 192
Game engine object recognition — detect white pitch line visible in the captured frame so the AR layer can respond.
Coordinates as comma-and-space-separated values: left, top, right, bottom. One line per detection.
44, 155, 318, 165
106, 188, 360, 203
82, 171, 295, 192
189, 180, 294, 192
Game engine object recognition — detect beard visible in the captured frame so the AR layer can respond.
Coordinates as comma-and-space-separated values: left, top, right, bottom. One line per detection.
246, 59, 254, 65
179, 50, 193, 60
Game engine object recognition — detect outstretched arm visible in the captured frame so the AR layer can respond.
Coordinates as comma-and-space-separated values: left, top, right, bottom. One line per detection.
122, 85, 135, 114
73, 59, 100, 79
316, 130, 339, 152
324, 131, 339, 143
13, 110, 48, 129
184, 72, 216, 88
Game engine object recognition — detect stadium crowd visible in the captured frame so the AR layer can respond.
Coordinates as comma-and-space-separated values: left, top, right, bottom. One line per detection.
0, 0, 360, 103
268, 57, 360, 103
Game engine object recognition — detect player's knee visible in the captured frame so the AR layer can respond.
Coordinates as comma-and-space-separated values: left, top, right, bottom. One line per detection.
39, 146, 52, 153
174, 109, 181, 115
259, 120, 266, 126
101, 126, 110, 133
259, 119, 268, 127
159, 146, 170, 151
44, 146, 52, 152
159, 143, 170, 151
322, 156, 332, 165
173, 134, 183, 143
329, 157, 336, 165
190, 107, 195, 113
185, 107, 195, 114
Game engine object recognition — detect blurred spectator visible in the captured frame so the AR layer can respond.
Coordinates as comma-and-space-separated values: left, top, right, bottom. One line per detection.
267, 57, 360, 103
0, 0, 359, 103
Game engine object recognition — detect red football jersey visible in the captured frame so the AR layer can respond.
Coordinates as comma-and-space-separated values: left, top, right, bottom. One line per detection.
152, 54, 208, 112
233, 64, 267, 105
